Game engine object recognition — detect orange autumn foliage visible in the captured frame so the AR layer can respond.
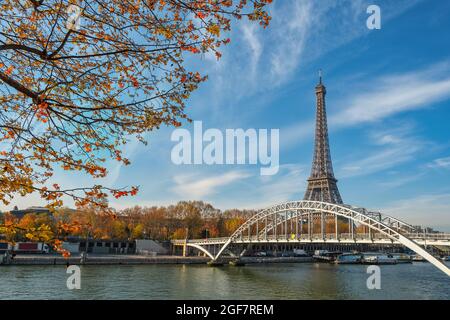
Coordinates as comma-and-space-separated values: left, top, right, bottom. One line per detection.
0, 0, 272, 208
0, 1, 272, 253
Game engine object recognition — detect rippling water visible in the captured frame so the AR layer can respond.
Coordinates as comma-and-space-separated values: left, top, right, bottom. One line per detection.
1, 262, 449, 300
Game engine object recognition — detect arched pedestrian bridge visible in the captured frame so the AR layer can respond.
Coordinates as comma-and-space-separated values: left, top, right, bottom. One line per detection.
172, 201, 450, 277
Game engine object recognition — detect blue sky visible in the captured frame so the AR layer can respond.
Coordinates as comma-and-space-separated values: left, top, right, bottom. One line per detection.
6, 0, 450, 230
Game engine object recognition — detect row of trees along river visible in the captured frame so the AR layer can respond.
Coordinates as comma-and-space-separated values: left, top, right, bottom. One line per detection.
0, 201, 255, 242
1, 201, 356, 244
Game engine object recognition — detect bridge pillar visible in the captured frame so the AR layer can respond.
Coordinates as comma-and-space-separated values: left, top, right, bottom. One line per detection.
321, 212, 325, 239
274, 213, 277, 238
290, 213, 293, 237
300, 213, 303, 239
308, 212, 312, 240
182, 240, 187, 257
285, 211, 288, 240
256, 220, 259, 241
351, 220, 354, 239
265, 217, 268, 240
335, 215, 338, 240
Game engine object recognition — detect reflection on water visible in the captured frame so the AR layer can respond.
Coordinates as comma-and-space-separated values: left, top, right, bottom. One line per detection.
0, 262, 449, 300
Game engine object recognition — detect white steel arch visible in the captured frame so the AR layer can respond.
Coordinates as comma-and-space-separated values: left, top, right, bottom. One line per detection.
187, 243, 216, 260
258, 207, 417, 237
211, 201, 450, 277
352, 207, 418, 233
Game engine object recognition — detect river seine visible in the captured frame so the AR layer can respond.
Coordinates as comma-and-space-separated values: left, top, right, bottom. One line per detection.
1, 262, 449, 299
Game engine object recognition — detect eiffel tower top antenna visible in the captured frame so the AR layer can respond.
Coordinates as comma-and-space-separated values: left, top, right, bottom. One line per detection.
319, 69, 323, 84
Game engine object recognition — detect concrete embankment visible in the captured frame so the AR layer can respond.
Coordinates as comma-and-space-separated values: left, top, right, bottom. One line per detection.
1, 254, 209, 266
1, 254, 314, 266
240, 256, 313, 264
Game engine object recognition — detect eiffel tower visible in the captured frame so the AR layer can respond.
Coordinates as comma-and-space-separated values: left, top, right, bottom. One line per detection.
304, 71, 343, 204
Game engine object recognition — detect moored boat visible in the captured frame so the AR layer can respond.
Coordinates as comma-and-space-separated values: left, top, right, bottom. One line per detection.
362, 253, 397, 265
313, 250, 342, 263
412, 254, 427, 262
335, 253, 362, 264
390, 253, 412, 264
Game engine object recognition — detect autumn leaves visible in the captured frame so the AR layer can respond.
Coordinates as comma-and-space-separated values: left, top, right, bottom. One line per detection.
0, 0, 273, 253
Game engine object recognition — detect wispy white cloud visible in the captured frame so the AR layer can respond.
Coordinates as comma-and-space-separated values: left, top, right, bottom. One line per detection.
268, 1, 313, 85
377, 172, 425, 189
331, 63, 450, 127
338, 124, 426, 178
280, 121, 315, 150
381, 193, 450, 232
109, 164, 307, 211
216, 164, 307, 210
104, 137, 142, 187
171, 170, 252, 199
254, 164, 307, 208
241, 23, 262, 77
108, 164, 306, 211
339, 145, 421, 178
427, 156, 450, 169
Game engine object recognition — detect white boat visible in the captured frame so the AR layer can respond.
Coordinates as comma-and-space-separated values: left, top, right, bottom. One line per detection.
441, 256, 450, 262
390, 253, 412, 264
362, 253, 397, 265
314, 250, 328, 256
335, 253, 362, 264
412, 254, 427, 262
293, 249, 308, 257
313, 250, 342, 262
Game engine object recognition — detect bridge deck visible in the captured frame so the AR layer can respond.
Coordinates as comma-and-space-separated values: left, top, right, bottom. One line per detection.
172, 233, 450, 247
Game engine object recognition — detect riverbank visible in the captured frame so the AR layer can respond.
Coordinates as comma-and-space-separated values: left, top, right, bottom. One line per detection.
1, 254, 314, 266
1, 254, 209, 265
241, 256, 313, 264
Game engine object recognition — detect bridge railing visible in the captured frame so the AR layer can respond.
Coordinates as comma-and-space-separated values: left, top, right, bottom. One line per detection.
171, 237, 230, 245
172, 233, 450, 245
404, 233, 450, 240
233, 233, 393, 242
